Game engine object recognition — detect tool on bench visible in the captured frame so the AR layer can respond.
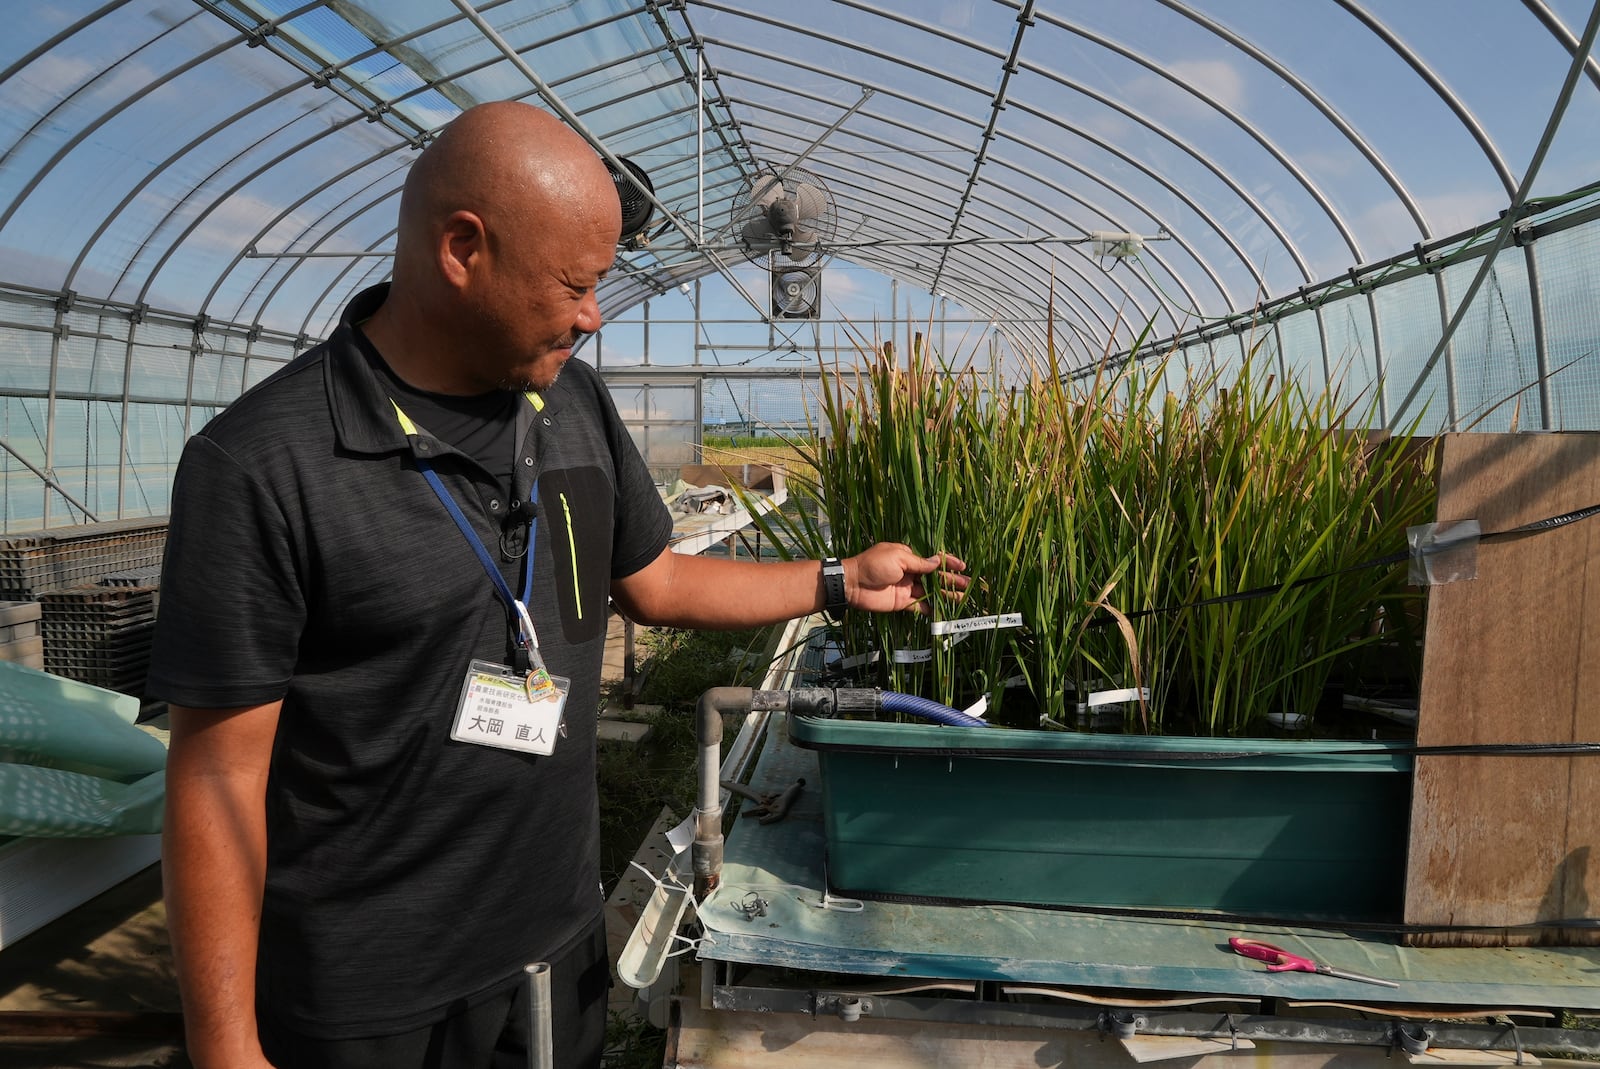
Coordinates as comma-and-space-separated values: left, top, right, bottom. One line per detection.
720, 777, 805, 824
1229, 937, 1399, 988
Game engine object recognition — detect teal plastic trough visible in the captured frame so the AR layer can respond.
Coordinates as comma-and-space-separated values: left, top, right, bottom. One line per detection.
787, 715, 1413, 922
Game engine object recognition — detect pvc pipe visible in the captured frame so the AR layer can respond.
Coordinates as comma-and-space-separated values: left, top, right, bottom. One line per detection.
690, 686, 983, 901
694, 687, 754, 898
524, 962, 552, 1069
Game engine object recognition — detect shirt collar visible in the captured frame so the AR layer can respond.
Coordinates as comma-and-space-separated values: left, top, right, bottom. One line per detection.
325, 283, 407, 456
323, 283, 561, 455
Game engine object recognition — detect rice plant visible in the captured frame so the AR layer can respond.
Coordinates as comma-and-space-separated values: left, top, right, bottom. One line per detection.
744, 320, 1437, 738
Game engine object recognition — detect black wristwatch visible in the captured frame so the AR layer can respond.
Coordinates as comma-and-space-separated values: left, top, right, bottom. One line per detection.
821, 557, 848, 623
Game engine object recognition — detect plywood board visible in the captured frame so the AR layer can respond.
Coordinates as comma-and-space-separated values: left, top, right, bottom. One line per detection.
1404, 432, 1600, 946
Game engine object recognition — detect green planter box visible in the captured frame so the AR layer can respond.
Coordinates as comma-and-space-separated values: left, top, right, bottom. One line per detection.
788, 716, 1413, 921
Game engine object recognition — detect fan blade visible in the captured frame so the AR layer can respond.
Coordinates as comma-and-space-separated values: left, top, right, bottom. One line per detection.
788, 225, 821, 250
749, 174, 786, 210
741, 217, 778, 246
794, 181, 829, 221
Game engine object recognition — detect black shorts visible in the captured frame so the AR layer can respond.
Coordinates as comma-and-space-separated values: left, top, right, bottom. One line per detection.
257, 915, 609, 1069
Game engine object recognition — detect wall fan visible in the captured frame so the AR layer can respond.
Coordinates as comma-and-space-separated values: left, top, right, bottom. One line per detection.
728, 163, 838, 266
771, 262, 822, 319
607, 156, 655, 246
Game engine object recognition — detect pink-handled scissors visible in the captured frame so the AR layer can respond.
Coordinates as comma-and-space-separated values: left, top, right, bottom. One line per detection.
1229, 937, 1398, 988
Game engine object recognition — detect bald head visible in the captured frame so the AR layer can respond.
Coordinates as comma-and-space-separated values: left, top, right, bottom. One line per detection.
367, 102, 623, 394
394, 102, 619, 278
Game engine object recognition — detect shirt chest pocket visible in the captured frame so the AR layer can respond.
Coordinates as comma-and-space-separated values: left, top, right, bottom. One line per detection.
536, 465, 615, 645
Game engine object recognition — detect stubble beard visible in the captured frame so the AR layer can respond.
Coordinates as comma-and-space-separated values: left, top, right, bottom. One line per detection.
500, 354, 566, 393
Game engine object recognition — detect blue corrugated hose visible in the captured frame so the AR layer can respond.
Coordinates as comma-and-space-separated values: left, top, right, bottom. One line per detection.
880, 691, 990, 728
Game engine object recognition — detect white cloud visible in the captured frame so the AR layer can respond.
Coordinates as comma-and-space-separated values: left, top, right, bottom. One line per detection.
1356, 187, 1507, 248
1125, 58, 1248, 121
174, 192, 313, 260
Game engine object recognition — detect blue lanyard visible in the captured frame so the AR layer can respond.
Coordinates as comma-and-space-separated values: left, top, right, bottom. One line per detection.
390, 398, 540, 659
416, 459, 537, 616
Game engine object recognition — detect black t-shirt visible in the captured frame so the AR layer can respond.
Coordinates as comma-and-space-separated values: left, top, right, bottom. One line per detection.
146, 285, 673, 1037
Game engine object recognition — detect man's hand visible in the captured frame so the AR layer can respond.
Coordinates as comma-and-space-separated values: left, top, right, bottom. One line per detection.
845, 543, 969, 616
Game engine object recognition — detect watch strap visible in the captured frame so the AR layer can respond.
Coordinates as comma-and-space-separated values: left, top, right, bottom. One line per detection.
821, 557, 847, 622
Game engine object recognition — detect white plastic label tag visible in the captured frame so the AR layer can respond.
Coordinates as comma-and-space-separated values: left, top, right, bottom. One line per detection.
451, 659, 570, 756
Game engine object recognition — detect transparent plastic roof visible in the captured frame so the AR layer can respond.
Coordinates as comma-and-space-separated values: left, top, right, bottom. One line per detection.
2, 0, 1597, 369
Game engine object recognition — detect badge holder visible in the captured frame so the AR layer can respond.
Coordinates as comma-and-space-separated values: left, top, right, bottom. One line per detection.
452, 659, 571, 756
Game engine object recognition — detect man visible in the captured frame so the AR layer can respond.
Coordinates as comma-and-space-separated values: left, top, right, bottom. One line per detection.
148, 100, 966, 1069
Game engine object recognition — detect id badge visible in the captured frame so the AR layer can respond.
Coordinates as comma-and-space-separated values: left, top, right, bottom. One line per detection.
451, 659, 571, 756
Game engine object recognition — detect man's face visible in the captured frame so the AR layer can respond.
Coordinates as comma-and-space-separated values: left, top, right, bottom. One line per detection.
477, 208, 618, 393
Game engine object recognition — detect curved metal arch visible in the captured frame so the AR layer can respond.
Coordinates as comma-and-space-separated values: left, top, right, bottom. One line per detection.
732, 133, 1127, 342
1146, 0, 1433, 241
720, 65, 1235, 319
273, 112, 742, 334
228, 167, 405, 330
977, 152, 1218, 333
736, 216, 1119, 374
0, 0, 135, 96
717, 49, 1297, 305
1522, 0, 1600, 93
1004, 96, 1267, 304
81, 84, 313, 297
928, 0, 1033, 295
694, 171, 1068, 358
0, 8, 228, 238
1334, 0, 1515, 198
205, 72, 713, 322
1003, 70, 1303, 290
1025, 9, 1367, 261
699, 9, 1336, 279
141, 5, 603, 315
705, 37, 1283, 305
765, 198, 1068, 357
232, 36, 734, 326
762, 133, 1178, 346
647, 3, 761, 171
719, 64, 1239, 323
193, 142, 407, 320
202, 2, 434, 143
692, 0, 1007, 100
134, 108, 379, 310
296, 239, 396, 344
120, 96, 361, 304
0, 4, 193, 181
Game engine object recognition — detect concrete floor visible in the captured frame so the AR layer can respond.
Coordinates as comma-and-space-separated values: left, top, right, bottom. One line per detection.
0, 610, 645, 1068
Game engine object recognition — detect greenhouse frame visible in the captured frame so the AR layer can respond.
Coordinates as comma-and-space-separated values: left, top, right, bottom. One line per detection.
3, 5, 1600, 1068
1, 1, 1598, 530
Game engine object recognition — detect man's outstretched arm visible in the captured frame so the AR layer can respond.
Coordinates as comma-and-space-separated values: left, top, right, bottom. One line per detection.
610, 541, 968, 630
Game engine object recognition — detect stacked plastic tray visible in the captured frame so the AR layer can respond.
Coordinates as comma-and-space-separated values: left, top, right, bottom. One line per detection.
0, 519, 167, 695
0, 519, 167, 601
37, 585, 159, 695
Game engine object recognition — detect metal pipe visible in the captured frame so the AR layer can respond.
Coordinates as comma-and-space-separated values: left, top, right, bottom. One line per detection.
1389, 0, 1600, 428
0, 436, 97, 521
523, 962, 552, 1069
